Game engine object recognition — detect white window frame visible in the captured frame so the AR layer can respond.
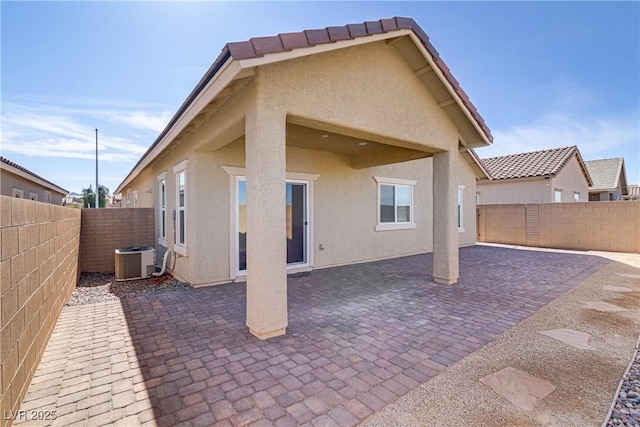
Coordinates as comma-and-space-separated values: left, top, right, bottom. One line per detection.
133, 190, 138, 208
173, 160, 189, 256
29, 192, 38, 201
44, 190, 51, 203
157, 173, 167, 247
373, 176, 417, 231
554, 189, 562, 203
573, 192, 580, 202
221, 166, 319, 280
13, 188, 24, 198
458, 185, 465, 232
126, 189, 131, 205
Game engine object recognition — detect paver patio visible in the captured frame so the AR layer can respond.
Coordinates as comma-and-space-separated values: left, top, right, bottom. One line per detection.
16, 246, 607, 426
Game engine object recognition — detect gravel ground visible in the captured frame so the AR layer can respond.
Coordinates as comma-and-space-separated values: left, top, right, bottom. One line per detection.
66, 272, 190, 306
607, 347, 640, 427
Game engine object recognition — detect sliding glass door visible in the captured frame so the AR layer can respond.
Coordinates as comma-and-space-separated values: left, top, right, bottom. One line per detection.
237, 179, 308, 274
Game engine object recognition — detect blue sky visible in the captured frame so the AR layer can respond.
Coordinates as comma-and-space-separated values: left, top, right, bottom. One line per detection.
2, 1, 639, 194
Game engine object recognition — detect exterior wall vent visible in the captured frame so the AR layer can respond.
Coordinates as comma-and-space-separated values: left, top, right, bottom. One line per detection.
115, 246, 156, 281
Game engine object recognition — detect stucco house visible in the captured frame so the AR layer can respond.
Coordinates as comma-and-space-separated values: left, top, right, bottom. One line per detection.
0, 157, 67, 205
584, 158, 628, 201
115, 17, 493, 339
477, 146, 592, 204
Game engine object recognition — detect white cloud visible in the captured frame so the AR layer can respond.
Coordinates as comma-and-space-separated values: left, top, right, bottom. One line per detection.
1, 100, 170, 161
107, 110, 173, 133
480, 110, 640, 159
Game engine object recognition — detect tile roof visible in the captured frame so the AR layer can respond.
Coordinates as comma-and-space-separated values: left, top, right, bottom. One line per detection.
480, 146, 592, 185
0, 156, 68, 194
584, 158, 625, 191
116, 17, 493, 195
224, 17, 491, 142
627, 184, 640, 198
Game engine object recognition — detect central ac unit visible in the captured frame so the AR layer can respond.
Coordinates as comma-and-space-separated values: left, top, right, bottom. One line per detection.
115, 246, 156, 281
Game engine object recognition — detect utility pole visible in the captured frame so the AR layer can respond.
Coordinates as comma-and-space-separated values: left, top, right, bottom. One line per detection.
95, 129, 99, 208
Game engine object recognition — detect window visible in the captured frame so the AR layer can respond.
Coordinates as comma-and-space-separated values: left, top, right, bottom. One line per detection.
157, 173, 167, 246
554, 189, 562, 202
44, 191, 51, 203
12, 188, 23, 198
29, 192, 38, 201
573, 192, 580, 202
374, 177, 416, 231
458, 185, 465, 232
126, 190, 131, 205
173, 160, 188, 255
133, 190, 138, 208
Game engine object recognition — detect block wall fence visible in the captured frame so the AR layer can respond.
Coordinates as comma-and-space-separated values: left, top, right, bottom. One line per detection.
79, 208, 155, 273
478, 201, 640, 253
0, 196, 81, 427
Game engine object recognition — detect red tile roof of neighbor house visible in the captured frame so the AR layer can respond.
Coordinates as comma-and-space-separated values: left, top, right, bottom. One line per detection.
223, 17, 492, 142
0, 156, 68, 194
480, 146, 593, 186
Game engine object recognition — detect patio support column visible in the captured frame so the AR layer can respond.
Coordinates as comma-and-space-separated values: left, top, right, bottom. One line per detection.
433, 149, 459, 284
245, 105, 288, 339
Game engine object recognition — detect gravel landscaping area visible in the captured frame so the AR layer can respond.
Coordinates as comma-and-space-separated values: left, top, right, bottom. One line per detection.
66, 272, 191, 306
607, 348, 640, 427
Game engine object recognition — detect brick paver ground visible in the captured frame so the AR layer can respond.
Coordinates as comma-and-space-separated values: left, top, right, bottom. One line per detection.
16, 246, 607, 426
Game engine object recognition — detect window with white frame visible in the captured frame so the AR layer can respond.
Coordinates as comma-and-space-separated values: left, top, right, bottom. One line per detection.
157, 173, 167, 246
173, 160, 188, 255
374, 177, 416, 231
29, 192, 38, 201
126, 190, 131, 205
554, 189, 562, 202
133, 190, 138, 208
573, 192, 580, 202
13, 188, 24, 198
44, 191, 51, 203
458, 185, 465, 231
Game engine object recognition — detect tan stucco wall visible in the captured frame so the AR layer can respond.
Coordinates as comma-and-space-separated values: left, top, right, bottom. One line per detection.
0, 170, 65, 205
477, 156, 589, 204
552, 156, 590, 202
122, 40, 480, 285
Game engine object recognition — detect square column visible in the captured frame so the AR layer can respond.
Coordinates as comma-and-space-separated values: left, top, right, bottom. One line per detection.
245, 106, 288, 339
433, 150, 459, 284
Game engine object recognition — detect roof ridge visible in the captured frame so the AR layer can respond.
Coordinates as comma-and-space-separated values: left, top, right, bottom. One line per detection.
481, 145, 576, 162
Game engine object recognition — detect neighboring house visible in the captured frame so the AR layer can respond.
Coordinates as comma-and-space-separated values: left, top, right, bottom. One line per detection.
623, 184, 639, 201
584, 158, 628, 201
115, 17, 493, 339
0, 157, 67, 205
477, 146, 592, 204
63, 192, 83, 206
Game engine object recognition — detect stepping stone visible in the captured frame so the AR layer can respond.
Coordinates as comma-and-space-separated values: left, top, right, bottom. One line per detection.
603, 285, 633, 293
616, 273, 640, 279
582, 302, 627, 313
479, 367, 556, 411
538, 329, 594, 350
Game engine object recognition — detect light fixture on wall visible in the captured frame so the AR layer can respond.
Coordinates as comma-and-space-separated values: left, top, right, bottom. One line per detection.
358, 142, 368, 146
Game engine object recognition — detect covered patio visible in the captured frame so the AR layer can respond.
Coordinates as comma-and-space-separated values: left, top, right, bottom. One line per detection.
14, 245, 614, 426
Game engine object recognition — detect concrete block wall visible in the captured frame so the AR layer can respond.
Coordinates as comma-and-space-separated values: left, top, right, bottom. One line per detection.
80, 208, 154, 272
477, 204, 528, 246
478, 201, 640, 253
0, 196, 80, 427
